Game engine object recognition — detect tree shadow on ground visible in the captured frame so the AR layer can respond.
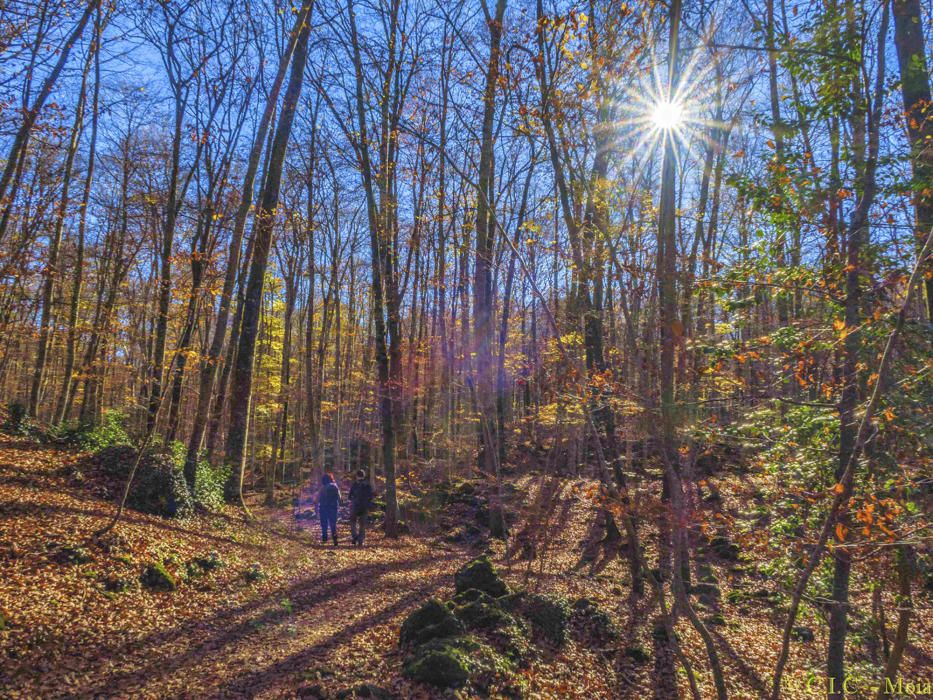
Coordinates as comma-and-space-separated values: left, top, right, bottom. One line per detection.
70, 552, 460, 697
0, 499, 269, 550
710, 628, 768, 696
211, 572, 450, 697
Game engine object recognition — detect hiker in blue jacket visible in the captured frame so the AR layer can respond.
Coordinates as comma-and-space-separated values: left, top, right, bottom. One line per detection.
317, 473, 341, 545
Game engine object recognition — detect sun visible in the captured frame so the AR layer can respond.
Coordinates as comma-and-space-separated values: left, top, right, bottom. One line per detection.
651, 100, 684, 131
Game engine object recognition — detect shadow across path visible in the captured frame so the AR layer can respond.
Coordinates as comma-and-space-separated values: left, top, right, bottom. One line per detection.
71, 551, 461, 697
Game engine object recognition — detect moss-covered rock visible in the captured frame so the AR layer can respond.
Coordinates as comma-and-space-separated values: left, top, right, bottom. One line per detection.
454, 555, 509, 598
452, 588, 491, 605
103, 573, 135, 593
94, 445, 138, 478
403, 637, 474, 688
521, 593, 570, 646
140, 562, 176, 591
691, 581, 721, 607
334, 683, 392, 699
296, 684, 326, 699
696, 561, 717, 584
404, 635, 517, 691
53, 545, 93, 565
709, 534, 740, 561
438, 479, 480, 507
497, 590, 527, 611
468, 639, 521, 692
244, 563, 266, 582
486, 623, 532, 666
128, 451, 193, 518
399, 598, 463, 647
454, 595, 520, 632
624, 645, 650, 664
570, 597, 619, 644
191, 550, 224, 572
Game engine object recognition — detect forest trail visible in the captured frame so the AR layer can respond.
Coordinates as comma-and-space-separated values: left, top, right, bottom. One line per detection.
0, 434, 465, 698
0, 436, 622, 699
2, 435, 931, 699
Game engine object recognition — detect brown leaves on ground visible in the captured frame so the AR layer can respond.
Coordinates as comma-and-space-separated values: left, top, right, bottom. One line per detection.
0, 437, 619, 699
2, 436, 931, 699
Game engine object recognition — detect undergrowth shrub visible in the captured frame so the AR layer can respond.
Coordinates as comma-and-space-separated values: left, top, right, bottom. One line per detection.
76, 410, 132, 452
195, 461, 229, 511
1, 401, 29, 435
127, 450, 193, 518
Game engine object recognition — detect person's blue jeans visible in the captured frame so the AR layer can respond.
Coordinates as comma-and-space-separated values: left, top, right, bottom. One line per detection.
320, 506, 338, 543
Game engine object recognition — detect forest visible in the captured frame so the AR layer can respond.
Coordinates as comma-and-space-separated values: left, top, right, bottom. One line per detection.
0, 0, 931, 697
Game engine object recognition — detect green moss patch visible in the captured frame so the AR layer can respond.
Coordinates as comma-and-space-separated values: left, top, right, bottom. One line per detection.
399, 598, 463, 647
140, 562, 176, 591
454, 555, 509, 598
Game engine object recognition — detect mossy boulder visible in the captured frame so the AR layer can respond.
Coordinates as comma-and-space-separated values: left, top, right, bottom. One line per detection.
691, 581, 721, 607
486, 622, 532, 666
452, 587, 491, 605
404, 635, 515, 691
101, 447, 193, 518
244, 563, 266, 582
696, 562, 717, 583
103, 574, 135, 593
454, 593, 520, 632
624, 645, 650, 664
399, 599, 463, 647
191, 550, 224, 572
454, 556, 509, 598
521, 593, 570, 646
53, 545, 93, 565
127, 451, 193, 518
709, 534, 740, 561
94, 445, 138, 478
439, 479, 480, 507
296, 684, 326, 699
570, 597, 619, 644
403, 637, 474, 688
334, 684, 392, 699
140, 562, 176, 591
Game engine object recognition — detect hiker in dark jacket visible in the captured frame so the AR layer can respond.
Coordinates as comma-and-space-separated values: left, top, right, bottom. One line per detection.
348, 469, 373, 546
317, 473, 341, 545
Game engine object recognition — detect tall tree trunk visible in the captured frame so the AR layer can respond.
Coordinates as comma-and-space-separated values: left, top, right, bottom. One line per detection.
827, 5, 888, 695
55, 14, 102, 425
343, 0, 402, 536
28, 40, 95, 418
225, 1, 313, 502
473, 0, 507, 495
185, 10, 307, 484
892, 0, 933, 319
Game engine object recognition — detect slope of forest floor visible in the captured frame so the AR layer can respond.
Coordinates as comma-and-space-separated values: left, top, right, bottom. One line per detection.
0, 434, 930, 699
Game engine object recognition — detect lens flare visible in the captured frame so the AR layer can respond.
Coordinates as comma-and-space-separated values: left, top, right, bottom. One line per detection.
651, 100, 684, 131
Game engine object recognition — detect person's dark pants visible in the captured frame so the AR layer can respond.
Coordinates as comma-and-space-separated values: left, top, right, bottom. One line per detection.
350, 510, 367, 545
320, 507, 338, 544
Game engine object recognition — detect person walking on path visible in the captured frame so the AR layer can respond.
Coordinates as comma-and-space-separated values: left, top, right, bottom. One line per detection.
348, 469, 373, 546
317, 473, 341, 545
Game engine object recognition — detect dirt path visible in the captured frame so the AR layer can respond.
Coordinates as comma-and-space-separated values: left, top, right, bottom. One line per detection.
0, 438, 622, 699
0, 436, 473, 698
6, 436, 919, 699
